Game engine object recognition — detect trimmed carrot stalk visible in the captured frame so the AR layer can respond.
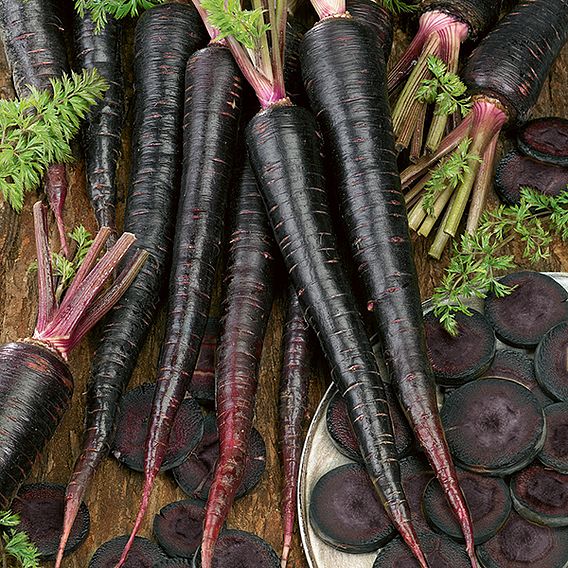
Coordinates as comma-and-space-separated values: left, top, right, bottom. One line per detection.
388, 0, 502, 155
246, 103, 428, 568
115, 42, 243, 567
301, 13, 477, 567
0, 0, 71, 253
200, 160, 276, 568
74, 12, 123, 247
55, 7, 206, 568
401, 0, 568, 254
0, 202, 146, 509
279, 287, 311, 568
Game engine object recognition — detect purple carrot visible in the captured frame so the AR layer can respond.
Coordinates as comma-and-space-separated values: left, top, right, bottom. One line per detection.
279, 287, 311, 568
55, 7, 206, 567
0, 202, 146, 508
115, 38, 243, 566
74, 12, 123, 246
200, 160, 276, 567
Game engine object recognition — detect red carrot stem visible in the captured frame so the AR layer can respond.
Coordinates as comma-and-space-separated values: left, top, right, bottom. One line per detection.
45, 164, 69, 257
33, 202, 56, 335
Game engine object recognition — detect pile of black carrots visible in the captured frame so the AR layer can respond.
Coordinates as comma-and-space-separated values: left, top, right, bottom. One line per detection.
0, 0, 567, 567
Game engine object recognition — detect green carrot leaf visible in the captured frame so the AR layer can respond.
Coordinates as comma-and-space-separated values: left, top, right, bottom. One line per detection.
74, 0, 165, 32
416, 55, 472, 117
432, 187, 568, 335
201, 0, 270, 50
0, 69, 107, 212
0, 511, 39, 568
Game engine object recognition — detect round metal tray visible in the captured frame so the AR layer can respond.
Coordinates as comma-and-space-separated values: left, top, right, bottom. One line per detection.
298, 272, 568, 568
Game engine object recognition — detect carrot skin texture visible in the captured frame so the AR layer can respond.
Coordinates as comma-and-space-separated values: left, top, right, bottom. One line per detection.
118, 44, 244, 566
279, 287, 311, 567
463, 0, 568, 124
0, 0, 68, 96
0, 342, 73, 509
246, 105, 426, 568
60, 3, 206, 556
420, 0, 501, 39
301, 18, 476, 565
201, 161, 276, 568
347, 0, 393, 60
74, 12, 123, 245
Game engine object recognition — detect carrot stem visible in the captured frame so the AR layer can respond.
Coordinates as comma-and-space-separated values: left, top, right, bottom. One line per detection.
466, 132, 499, 233
444, 101, 506, 236
33, 202, 56, 335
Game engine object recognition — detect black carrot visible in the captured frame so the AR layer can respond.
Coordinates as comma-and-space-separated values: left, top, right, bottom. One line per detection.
74, 12, 123, 246
0, 0, 71, 252
388, 0, 502, 156
246, 104, 427, 568
279, 286, 311, 568
0, 203, 146, 509
197, 0, 427, 564
116, 40, 243, 566
300, 4, 477, 565
401, 0, 568, 258
200, 160, 277, 567
55, 6, 206, 566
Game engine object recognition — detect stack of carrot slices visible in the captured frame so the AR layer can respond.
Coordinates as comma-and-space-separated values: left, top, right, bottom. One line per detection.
312, 270, 568, 567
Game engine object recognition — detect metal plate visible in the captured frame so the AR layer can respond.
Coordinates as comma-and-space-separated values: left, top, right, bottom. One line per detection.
298, 272, 568, 568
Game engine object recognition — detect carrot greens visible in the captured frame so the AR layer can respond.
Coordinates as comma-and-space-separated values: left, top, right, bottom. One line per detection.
416, 56, 472, 118
432, 187, 568, 336
0, 511, 39, 568
0, 69, 107, 212
74, 0, 165, 31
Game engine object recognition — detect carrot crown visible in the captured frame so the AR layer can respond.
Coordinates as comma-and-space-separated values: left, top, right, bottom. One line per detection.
200, 0, 287, 107
31, 202, 148, 359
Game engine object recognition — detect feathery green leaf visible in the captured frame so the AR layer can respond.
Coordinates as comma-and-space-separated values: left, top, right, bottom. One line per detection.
0, 511, 39, 568
0, 69, 107, 212
201, 0, 270, 50
433, 187, 568, 335
416, 55, 472, 117
75, 0, 165, 32
422, 138, 479, 215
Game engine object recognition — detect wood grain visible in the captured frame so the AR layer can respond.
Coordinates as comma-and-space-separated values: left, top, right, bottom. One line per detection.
0, 10, 566, 568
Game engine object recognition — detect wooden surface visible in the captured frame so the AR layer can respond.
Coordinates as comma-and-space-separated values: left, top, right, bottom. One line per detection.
0, 9, 567, 568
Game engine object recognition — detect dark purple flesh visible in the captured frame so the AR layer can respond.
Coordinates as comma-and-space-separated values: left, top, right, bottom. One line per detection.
485, 272, 568, 348
494, 150, 568, 205
477, 511, 568, 568
517, 117, 568, 166
424, 309, 496, 386
309, 463, 396, 553
372, 532, 471, 567
423, 469, 512, 544
153, 498, 206, 558
111, 383, 204, 472
511, 464, 568, 527
188, 316, 219, 404
482, 349, 553, 406
400, 455, 435, 533
191, 529, 279, 567
12, 483, 89, 560
325, 387, 413, 462
535, 321, 568, 402
172, 415, 266, 500
441, 378, 546, 476
155, 560, 192, 567
540, 403, 568, 473
88, 535, 167, 567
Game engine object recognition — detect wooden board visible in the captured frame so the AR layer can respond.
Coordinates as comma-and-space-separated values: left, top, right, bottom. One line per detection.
0, 7, 567, 568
